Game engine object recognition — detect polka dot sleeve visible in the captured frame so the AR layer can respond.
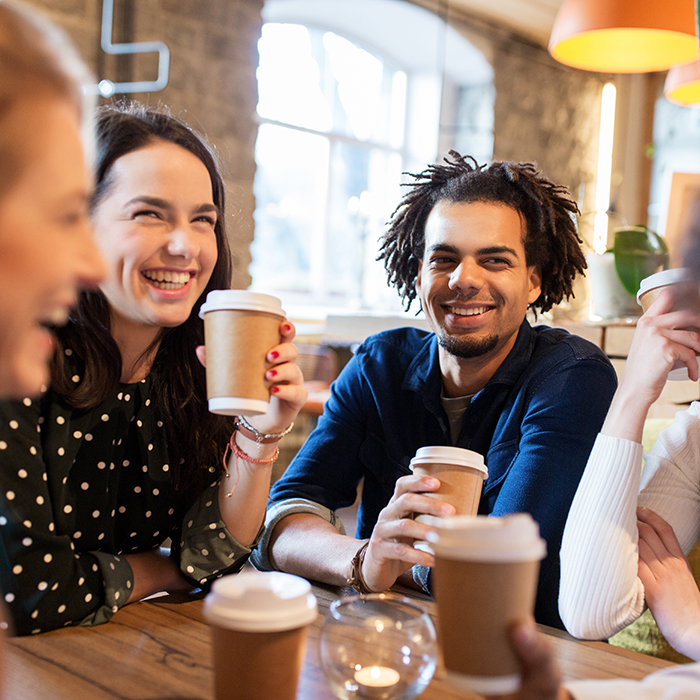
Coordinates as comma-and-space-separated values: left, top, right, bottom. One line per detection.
176, 479, 262, 586
0, 397, 133, 635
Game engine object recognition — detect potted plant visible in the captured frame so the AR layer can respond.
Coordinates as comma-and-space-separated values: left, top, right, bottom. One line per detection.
587, 226, 670, 319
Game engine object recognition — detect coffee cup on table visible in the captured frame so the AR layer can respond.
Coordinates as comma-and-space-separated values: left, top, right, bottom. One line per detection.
199, 290, 286, 415
637, 268, 700, 381
203, 571, 317, 700
409, 446, 487, 550
426, 514, 546, 696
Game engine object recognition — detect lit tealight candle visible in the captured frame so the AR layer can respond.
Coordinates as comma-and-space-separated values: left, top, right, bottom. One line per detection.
354, 665, 401, 697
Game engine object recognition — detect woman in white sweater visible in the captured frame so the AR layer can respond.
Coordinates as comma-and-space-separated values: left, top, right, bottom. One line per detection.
559, 282, 700, 662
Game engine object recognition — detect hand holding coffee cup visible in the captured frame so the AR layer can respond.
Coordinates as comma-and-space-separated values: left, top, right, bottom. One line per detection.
360, 473, 455, 593
636, 269, 700, 382
199, 290, 287, 416
409, 446, 488, 536
199, 291, 306, 425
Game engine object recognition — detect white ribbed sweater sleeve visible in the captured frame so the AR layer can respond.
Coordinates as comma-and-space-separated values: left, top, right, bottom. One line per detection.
560, 403, 700, 641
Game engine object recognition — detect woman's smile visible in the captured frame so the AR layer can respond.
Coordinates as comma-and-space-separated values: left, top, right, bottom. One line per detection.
141, 268, 196, 292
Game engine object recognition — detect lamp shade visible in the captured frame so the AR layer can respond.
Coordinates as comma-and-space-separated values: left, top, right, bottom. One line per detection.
549, 0, 699, 73
665, 61, 700, 106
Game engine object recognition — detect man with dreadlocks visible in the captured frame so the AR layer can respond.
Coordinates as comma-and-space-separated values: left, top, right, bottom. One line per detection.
252, 152, 617, 628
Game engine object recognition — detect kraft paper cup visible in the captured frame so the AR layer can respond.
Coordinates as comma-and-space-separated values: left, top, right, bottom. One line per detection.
637, 269, 700, 381
410, 446, 488, 523
199, 290, 285, 415
204, 571, 317, 700
427, 514, 546, 696
410, 446, 488, 552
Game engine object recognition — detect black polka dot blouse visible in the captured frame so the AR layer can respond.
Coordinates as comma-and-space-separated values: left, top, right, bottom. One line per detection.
0, 352, 254, 635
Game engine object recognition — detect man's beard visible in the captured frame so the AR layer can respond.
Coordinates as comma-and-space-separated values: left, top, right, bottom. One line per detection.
438, 332, 499, 359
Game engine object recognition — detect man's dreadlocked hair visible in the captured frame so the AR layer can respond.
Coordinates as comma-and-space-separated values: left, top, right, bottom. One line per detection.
378, 151, 586, 314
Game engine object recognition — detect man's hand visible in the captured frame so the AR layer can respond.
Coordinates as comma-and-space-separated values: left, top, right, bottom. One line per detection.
492, 619, 571, 700
637, 506, 700, 661
360, 474, 455, 592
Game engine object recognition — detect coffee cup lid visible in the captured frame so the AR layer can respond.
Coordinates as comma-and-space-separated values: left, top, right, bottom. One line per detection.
636, 268, 693, 305
426, 513, 546, 562
203, 571, 317, 632
409, 446, 487, 478
199, 290, 286, 318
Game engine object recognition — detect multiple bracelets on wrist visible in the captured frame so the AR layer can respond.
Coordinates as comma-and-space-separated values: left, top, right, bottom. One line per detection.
221, 416, 294, 498
234, 415, 295, 444
347, 540, 372, 594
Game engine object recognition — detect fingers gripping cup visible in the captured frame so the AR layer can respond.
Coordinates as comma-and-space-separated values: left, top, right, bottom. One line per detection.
426, 514, 546, 696
637, 268, 700, 381
204, 571, 317, 700
199, 290, 286, 415
409, 446, 488, 530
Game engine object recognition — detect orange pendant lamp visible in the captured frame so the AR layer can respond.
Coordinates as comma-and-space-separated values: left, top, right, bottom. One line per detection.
549, 0, 699, 73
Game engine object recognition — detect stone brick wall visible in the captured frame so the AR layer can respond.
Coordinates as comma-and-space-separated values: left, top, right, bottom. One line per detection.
491, 46, 605, 223
25, 0, 619, 304
25, 0, 264, 289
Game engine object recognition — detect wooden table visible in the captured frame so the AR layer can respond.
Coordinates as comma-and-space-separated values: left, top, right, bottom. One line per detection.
6, 583, 674, 699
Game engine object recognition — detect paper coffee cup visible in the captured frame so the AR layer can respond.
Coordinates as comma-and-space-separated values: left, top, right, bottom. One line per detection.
199, 290, 285, 415
637, 269, 700, 381
410, 447, 487, 552
427, 514, 546, 696
410, 446, 487, 524
204, 571, 317, 700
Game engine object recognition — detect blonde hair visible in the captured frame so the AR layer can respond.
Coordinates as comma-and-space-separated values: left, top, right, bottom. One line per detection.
0, 1, 94, 193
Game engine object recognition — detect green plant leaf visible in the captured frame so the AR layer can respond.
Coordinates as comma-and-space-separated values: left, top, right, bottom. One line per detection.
612, 227, 670, 296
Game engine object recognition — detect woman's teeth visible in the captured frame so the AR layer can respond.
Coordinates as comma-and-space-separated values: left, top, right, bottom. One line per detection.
142, 270, 191, 290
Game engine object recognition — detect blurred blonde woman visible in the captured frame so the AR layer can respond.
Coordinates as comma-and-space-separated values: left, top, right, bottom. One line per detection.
0, 0, 104, 398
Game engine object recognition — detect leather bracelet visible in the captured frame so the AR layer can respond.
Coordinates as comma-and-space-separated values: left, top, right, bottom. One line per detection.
347, 540, 372, 594
234, 415, 294, 444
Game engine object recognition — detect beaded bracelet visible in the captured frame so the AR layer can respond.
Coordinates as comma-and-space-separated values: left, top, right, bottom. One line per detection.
222, 432, 279, 498
235, 415, 295, 444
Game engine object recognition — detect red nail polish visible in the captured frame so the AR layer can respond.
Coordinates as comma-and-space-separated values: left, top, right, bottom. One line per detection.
271, 386, 280, 393
270, 351, 279, 360
282, 323, 292, 332
268, 369, 278, 378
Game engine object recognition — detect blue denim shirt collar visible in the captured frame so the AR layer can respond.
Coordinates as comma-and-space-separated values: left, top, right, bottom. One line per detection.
402, 319, 536, 410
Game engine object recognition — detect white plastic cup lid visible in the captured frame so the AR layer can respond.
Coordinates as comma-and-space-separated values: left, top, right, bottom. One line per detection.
637, 268, 694, 305
199, 290, 285, 319
203, 571, 317, 632
426, 513, 546, 562
409, 446, 487, 478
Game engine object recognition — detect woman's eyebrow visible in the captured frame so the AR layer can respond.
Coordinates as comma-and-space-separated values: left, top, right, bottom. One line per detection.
123, 197, 217, 215
124, 196, 172, 210
193, 203, 218, 215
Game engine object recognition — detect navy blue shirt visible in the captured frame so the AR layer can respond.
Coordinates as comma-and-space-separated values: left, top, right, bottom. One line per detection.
268, 321, 617, 627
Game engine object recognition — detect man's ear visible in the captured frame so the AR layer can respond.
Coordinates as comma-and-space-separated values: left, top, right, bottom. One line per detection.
527, 265, 542, 305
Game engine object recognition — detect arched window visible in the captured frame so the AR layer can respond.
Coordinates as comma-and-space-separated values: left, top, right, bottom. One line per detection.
251, 0, 494, 312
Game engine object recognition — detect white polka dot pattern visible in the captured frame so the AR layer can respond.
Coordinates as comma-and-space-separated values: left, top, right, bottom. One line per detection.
0, 353, 246, 636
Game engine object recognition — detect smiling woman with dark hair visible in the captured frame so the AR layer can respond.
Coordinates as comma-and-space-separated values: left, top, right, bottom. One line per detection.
0, 102, 307, 635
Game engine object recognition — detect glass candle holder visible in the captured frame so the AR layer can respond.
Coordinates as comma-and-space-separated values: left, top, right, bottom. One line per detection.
319, 594, 437, 700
